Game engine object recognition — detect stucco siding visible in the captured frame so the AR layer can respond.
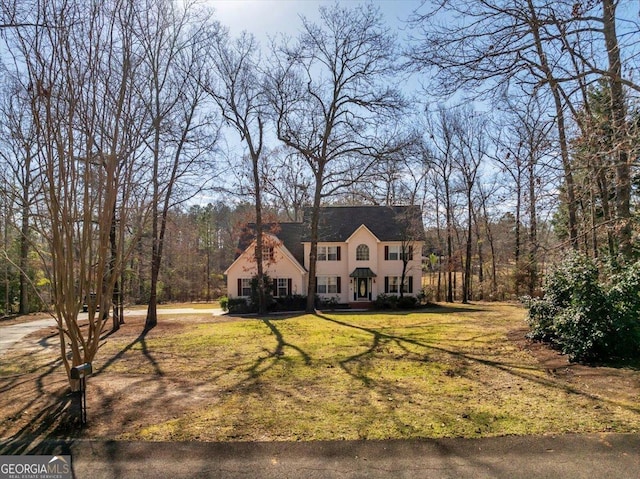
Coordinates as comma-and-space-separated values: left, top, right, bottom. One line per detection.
226, 244, 306, 298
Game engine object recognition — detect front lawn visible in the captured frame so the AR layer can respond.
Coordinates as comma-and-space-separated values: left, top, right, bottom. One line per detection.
1, 302, 638, 442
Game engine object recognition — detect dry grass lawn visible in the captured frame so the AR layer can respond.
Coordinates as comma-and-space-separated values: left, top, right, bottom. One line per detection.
1, 302, 639, 445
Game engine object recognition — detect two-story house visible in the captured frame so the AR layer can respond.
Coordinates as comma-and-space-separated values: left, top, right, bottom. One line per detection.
224, 205, 424, 307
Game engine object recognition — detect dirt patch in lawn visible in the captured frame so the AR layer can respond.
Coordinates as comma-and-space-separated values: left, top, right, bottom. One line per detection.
1, 305, 639, 447
0, 314, 238, 445
507, 326, 640, 406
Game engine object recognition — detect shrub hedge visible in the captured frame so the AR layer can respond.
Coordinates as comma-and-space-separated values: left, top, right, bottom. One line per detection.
523, 252, 640, 363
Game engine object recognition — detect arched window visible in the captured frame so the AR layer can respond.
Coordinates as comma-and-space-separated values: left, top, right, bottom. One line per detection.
356, 244, 369, 261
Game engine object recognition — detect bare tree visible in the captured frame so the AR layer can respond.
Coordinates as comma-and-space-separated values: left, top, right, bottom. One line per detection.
0, 77, 41, 314
5, 0, 145, 389
408, 0, 640, 259
397, 206, 424, 298
262, 149, 312, 222
407, 1, 582, 249
134, 0, 221, 329
423, 106, 459, 302
206, 31, 270, 313
267, 3, 405, 312
492, 93, 555, 295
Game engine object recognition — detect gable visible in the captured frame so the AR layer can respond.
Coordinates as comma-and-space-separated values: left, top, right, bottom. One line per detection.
224, 234, 306, 276
345, 224, 380, 244
237, 223, 305, 266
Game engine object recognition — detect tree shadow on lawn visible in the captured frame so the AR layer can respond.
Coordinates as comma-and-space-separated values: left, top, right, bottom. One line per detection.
321, 304, 489, 316
314, 312, 640, 417
96, 326, 164, 377
0, 353, 82, 455
247, 318, 311, 379
0, 325, 170, 453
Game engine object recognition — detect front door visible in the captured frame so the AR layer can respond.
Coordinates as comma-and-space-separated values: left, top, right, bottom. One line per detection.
357, 278, 368, 300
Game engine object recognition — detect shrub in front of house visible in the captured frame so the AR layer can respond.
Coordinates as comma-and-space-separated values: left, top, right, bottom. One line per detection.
373, 294, 420, 310
226, 297, 251, 314
273, 294, 307, 311
219, 296, 229, 311
315, 295, 341, 310
397, 295, 418, 309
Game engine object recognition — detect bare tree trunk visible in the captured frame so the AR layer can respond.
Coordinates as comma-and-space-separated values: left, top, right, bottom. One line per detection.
528, 152, 538, 296
446, 194, 454, 303
514, 170, 522, 296
110, 205, 120, 331
18, 175, 30, 314
306, 174, 323, 313
462, 187, 472, 304
602, 0, 632, 259
526, 0, 578, 250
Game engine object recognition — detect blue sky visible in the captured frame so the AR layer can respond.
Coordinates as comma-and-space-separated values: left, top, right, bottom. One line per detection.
209, 0, 420, 44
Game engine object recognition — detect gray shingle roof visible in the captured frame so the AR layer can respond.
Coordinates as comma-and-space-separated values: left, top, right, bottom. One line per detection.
302, 205, 424, 242
238, 223, 306, 266
237, 206, 424, 269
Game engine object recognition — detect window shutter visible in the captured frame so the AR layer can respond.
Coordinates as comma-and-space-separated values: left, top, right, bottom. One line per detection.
287, 278, 292, 296
315, 277, 319, 294
408, 245, 414, 261
336, 246, 341, 261
384, 276, 389, 293
272, 279, 277, 295
237, 278, 242, 296
408, 276, 414, 293
384, 246, 389, 260
337, 277, 341, 294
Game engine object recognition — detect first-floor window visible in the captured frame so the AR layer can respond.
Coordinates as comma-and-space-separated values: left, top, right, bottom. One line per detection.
239, 278, 252, 297
387, 276, 400, 293
316, 276, 341, 294
274, 278, 291, 297
384, 275, 414, 294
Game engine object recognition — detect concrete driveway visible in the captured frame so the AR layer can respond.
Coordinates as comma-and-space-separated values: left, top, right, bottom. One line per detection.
0, 308, 225, 355
0, 317, 56, 355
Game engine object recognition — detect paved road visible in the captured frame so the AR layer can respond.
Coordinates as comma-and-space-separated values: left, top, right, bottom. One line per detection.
0, 309, 225, 355
0, 433, 638, 478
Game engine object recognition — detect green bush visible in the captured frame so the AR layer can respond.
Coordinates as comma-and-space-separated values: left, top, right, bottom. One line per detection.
316, 295, 340, 310
521, 296, 557, 342
525, 252, 640, 363
373, 294, 419, 310
227, 297, 250, 314
219, 296, 229, 312
397, 295, 418, 309
373, 293, 398, 310
273, 294, 307, 311
606, 262, 640, 359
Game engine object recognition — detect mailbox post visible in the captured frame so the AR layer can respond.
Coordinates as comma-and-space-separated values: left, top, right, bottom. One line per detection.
70, 363, 92, 425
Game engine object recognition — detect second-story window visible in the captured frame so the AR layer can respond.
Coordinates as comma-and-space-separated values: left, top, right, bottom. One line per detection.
256, 245, 274, 261
318, 245, 341, 261
356, 244, 369, 261
385, 245, 413, 261
386, 245, 401, 260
